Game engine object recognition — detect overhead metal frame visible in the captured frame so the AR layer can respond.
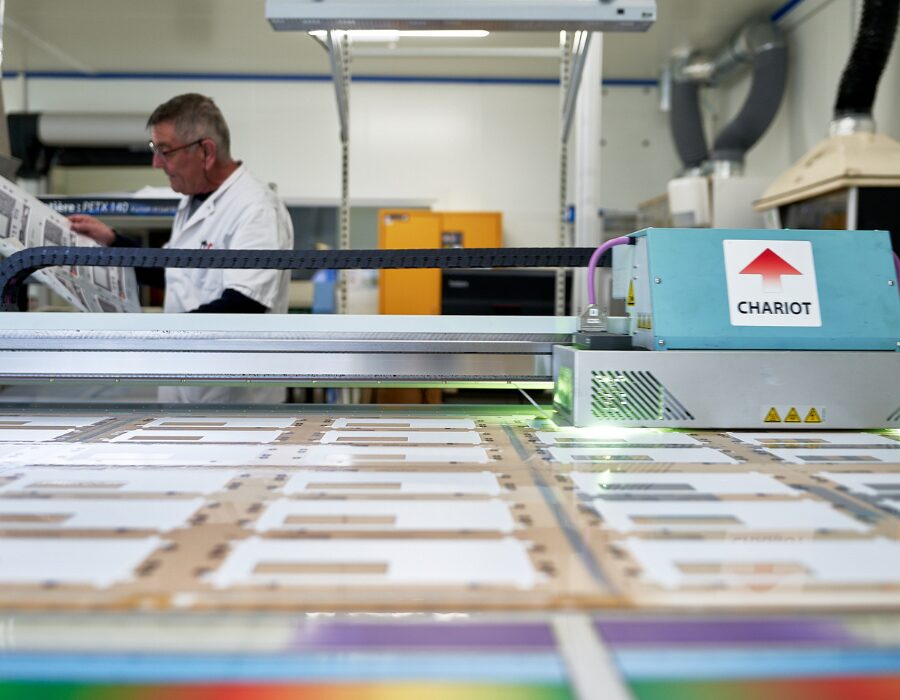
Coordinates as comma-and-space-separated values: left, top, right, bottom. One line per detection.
274, 3, 654, 318
265, 0, 657, 32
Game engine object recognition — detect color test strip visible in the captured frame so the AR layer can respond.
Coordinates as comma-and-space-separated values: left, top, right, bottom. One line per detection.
614, 648, 900, 679
291, 622, 557, 651
0, 651, 566, 683
628, 676, 900, 700
0, 682, 574, 700
595, 618, 859, 646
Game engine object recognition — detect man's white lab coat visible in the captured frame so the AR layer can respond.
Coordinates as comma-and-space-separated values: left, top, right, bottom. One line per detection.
158, 164, 294, 405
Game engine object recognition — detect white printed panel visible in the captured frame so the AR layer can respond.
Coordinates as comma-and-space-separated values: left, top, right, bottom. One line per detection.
550, 447, 739, 465
296, 446, 490, 466
730, 432, 900, 447
319, 431, 481, 445
0, 429, 73, 443
332, 418, 476, 430
0, 443, 305, 468
255, 499, 516, 533
109, 429, 285, 444
209, 537, 537, 589
0, 416, 109, 428
570, 472, 799, 497
0, 445, 23, 461
0, 537, 161, 588
0, 498, 204, 531
142, 417, 298, 429
765, 448, 900, 465
0, 468, 239, 495
625, 538, 900, 589
723, 239, 821, 327
591, 500, 868, 533
283, 471, 502, 496
536, 429, 701, 446
817, 472, 900, 498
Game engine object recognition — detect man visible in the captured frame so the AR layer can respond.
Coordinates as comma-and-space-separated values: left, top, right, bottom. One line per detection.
69, 93, 294, 404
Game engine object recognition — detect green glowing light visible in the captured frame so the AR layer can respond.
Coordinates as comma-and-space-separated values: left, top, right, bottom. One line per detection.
554, 366, 574, 413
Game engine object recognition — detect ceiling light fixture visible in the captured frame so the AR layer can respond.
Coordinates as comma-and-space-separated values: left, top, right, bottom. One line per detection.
268, 0, 657, 33
309, 29, 490, 42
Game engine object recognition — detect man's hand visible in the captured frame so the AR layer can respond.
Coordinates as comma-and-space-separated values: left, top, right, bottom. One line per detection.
68, 214, 116, 246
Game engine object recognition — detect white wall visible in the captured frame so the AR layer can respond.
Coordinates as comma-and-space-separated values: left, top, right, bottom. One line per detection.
11, 1, 894, 247
3, 74, 677, 247
596, 84, 680, 210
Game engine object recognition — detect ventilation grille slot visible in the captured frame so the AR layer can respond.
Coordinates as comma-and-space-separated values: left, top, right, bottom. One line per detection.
888, 406, 900, 423
591, 370, 694, 422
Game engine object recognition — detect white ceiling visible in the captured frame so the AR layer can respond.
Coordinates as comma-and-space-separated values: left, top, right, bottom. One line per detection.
4, 0, 788, 80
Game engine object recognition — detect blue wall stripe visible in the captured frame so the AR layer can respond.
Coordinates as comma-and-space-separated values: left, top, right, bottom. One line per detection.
2, 69, 656, 88
603, 78, 657, 88
771, 0, 807, 24
2, 2, 810, 88
3, 70, 334, 83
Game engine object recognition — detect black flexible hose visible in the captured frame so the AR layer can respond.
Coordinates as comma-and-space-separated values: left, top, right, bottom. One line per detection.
834, 0, 900, 117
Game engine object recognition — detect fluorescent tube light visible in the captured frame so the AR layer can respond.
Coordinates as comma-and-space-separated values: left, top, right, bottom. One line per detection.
309, 29, 490, 42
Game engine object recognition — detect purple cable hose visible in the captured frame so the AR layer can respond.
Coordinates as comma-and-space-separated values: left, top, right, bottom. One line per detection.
587, 236, 631, 306
894, 251, 900, 296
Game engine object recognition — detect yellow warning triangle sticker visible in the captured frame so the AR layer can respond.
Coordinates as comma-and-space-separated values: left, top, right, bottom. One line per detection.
764, 407, 781, 423
784, 407, 802, 423
804, 407, 822, 423
626, 281, 635, 307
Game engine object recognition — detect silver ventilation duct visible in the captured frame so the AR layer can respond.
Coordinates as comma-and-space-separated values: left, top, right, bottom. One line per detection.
668, 20, 787, 175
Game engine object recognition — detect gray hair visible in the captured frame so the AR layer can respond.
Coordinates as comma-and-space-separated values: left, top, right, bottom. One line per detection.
147, 93, 231, 160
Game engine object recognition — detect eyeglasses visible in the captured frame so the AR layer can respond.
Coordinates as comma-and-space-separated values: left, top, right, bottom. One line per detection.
148, 138, 204, 159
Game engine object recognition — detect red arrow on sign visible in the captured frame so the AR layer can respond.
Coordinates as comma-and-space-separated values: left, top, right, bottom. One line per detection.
740, 248, 802, 292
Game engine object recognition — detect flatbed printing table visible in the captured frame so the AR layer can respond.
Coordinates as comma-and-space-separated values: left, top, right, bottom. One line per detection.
0, 405, 898, 699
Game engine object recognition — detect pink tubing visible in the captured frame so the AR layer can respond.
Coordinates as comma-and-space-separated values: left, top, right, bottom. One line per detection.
587, 236, 631, 306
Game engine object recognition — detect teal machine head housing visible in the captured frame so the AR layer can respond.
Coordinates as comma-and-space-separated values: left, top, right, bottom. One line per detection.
554, 228, 900, 428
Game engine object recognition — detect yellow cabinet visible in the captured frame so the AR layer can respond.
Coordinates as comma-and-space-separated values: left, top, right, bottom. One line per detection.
378, 210, 502, 315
